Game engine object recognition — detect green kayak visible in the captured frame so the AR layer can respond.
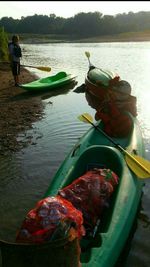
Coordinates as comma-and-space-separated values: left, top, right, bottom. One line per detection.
19, 71, 76, 91
44, 114, 145, 267
0, 115, 146, 267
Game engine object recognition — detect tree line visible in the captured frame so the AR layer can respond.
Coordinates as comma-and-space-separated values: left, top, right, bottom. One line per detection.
0, 11, 150, 37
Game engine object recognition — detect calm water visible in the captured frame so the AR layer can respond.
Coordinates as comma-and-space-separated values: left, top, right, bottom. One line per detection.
0, 42, 150, 266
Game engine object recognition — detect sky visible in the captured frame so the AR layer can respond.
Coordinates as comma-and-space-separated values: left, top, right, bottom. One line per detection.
0, 1, 150, 19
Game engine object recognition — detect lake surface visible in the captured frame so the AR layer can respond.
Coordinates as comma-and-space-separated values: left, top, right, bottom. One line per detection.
0, 42, 150, 266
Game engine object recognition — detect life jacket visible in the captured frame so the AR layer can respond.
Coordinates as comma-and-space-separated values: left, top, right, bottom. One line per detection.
8, 42, 22, 57
95, 101, 133, 138
85, 88, 137, 117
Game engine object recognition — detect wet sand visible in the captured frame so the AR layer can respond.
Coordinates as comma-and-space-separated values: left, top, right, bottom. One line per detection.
0, 63, 44, 155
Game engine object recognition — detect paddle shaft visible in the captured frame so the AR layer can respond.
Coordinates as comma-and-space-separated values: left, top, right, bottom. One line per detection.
82, 114, 150, 176
21, 64, 38, 69
82, 114, 122, 149
86, 57, 91, 66
3, 62, 39, 68
20, 64, 51, 71
3, 62, 51, 72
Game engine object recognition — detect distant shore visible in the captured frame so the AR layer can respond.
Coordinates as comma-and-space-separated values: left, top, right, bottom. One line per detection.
19, 31, 150, 44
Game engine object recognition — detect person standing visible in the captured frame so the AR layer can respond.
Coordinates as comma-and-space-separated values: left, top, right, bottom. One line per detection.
8, 35, 22, 86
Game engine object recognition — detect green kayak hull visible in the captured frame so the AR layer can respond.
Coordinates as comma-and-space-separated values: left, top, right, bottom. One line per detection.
88, 67, 117, 86
19, 71, 76, 91
45, 115, 145, 267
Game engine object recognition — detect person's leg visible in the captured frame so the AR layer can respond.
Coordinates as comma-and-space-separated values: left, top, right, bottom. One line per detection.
16, 62, 20, 85
14, 75, 19, 85
12, 62, 20, 86
14, 76, 18, 85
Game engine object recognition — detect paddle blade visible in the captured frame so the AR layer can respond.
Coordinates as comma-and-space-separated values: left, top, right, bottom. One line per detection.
125, 154, 150, 178
36, 66, 51, 72
85, 51, 90, 58
78, 113, 93, 123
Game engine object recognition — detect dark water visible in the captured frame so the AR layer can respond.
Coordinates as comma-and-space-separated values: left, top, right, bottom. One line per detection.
0, 43, 150, 266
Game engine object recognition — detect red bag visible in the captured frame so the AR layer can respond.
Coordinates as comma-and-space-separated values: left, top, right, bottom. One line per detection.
59, 168, 119, 233
16, 195, 85, 244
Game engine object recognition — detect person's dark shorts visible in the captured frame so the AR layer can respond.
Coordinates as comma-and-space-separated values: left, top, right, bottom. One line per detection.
11, 61, 20, 76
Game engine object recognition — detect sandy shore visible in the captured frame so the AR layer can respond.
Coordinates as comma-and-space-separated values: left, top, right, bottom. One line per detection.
0, 64, 45, 155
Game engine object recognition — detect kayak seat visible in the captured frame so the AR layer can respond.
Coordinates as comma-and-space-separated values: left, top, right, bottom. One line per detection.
55, 71, 67, 79
39, 72, 67, 84
70, 145, 123, 256
64, 145, 124, 187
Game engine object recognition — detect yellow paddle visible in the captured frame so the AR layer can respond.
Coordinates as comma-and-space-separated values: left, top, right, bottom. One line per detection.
21, 64, 51, 72
78, 113, 150, 179
3, 61, 51, 72
85, 51, 91, 65
85, 51, 95, 70
85, 51, 114, 79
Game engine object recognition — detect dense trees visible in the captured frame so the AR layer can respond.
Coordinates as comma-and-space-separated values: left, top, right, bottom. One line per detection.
0, 11, 150, 37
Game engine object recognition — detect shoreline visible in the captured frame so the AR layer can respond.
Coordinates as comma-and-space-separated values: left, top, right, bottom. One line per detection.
0, 64, 44, 155
19, 32, 150, 44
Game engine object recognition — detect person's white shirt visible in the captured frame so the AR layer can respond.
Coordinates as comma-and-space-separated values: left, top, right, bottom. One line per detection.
8, 42, 21, 63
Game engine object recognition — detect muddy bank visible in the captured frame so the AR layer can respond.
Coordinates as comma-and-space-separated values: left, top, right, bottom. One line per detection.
0, 64, 45, 155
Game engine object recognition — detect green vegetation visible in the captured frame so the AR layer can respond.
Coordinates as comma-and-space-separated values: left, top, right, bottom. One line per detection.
1, 11, 150, 39
0, 27, 9, 61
